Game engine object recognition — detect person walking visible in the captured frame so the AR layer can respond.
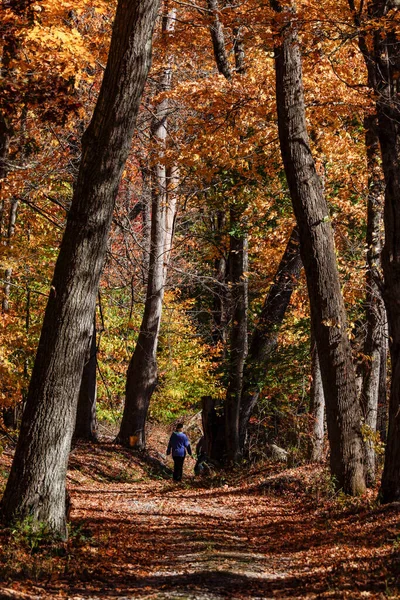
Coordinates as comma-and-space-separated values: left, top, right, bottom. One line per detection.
166, 423, 192, 482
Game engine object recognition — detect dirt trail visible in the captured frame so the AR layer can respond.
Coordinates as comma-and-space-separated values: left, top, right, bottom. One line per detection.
1, 441, 400, 599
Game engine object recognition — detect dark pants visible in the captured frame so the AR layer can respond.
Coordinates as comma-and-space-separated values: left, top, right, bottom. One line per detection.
173, 456, 185, 481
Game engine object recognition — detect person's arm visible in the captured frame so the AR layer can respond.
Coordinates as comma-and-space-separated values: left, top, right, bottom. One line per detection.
185, 436, 193, 456
167, 436, 172, 456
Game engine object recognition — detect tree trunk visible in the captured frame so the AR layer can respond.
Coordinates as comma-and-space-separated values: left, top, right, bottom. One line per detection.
239, 226, 302, 446
140, 167, 152, 283
233, 26, 245, 74
308, 329, 325, 462
206, 0, 232, 80
0, 0, 160, 538
202, 396, 225, 462
2, 195, 19, 425
377, 330, 388, 444
361, 114, 386, 486
74, 316, 98, 441
272, 0, 365, 494
118, 175, 167, 448
371, 15, 400, 503
118, 8, 177, 449
164, 165, 179, 278
2, 197, 19, 312
212, 211, 229, 347
224, 206, 248, 463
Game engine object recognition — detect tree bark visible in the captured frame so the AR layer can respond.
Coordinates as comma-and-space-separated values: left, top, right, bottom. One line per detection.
361, 114, 386, 486
206, 0, 232, 80
272, 0, 365, 494
377, 329, 388, 443
308, 329, 325, 462
202, 395, 225, 462
224, 206, 248, 462
2, 197, 19, 312
74, 316, 98, 441
211, 211, 229, 347
0, 0, 160, 537
118, 7, 177, 449
239, 226, 302, 446
369, 7, 400, 502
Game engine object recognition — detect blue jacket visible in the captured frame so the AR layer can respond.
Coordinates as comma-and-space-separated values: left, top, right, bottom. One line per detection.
167, 432, 192, 458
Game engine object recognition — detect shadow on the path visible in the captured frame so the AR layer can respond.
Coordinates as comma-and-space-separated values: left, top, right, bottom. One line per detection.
68, 442, 172, 484
52, 559, 400, 599
56, 492, 400, 599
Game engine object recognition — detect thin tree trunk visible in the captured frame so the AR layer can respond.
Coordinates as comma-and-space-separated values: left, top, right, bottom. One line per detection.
271, 0, 365, 494
118, 7, 177, 449
118, 176, 166, 448
239, 226, 302, 446
2, 197, 19, 312
361, 114, 386, 486
164, 165, 179, 279
0, 0, 160, 537
212, 211, 229, 346
225, 205, 248, 463
233, 26, 245, 74
308, 329, 325, 462
206, 0, 232, 80
140, 166, 152, 283
204, 0, 248, 462
377, 329, 388, 444
0, 117, 11, 228
74, 316, 98, 441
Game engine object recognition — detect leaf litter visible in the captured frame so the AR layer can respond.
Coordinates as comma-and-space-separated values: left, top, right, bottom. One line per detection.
0, 430, 399, 599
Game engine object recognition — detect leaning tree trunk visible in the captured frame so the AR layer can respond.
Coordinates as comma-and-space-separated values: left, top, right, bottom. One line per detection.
239, 226, 302, 446
361, 114, 386, 487
224, 205, 248, 463
118, 7, 177, 449
371, 17, 400, 503
0, 0, 160, 538
271, 0, 365, 494
118, 180, 166, 448
74, 315, 98, 441
206, 0, 232, 80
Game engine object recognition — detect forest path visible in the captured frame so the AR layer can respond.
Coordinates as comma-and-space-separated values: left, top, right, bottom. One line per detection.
1, 441, 399, 599
61, 443, 399, 599
64, 443, 291, 599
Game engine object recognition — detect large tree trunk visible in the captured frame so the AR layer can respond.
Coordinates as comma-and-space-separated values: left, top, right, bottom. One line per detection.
370, 10, 400, 503
239, 226, 302, 446
361, 114, 386, 486
118, 8, 177, 449
224, 206, 248, 463
0, 0, 160, 538
272, 0, 365, 494
74, 316, 98, 441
